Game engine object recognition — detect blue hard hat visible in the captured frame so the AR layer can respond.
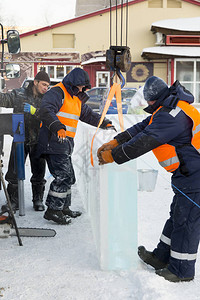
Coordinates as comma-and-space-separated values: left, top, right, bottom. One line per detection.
143, 76, 168, 102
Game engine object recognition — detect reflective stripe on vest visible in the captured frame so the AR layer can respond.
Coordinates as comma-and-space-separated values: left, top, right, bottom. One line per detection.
54, 82, 82, 138
149, 101, 200, 172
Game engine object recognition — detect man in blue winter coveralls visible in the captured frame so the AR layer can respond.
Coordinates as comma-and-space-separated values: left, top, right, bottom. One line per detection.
97, 76, 200, 282
38, 68, 115, 225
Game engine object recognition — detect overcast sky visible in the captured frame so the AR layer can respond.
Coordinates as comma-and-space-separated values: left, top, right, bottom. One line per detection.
0, 0, 76, 27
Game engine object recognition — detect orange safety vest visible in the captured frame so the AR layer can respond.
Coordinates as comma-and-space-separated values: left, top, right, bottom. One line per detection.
149, 100, 200, 172
54, 82, 82, 138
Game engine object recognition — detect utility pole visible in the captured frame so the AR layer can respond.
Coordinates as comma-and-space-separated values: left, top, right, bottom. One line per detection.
0, 24, 5, 93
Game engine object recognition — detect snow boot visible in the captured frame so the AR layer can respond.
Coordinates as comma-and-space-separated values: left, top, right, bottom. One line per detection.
32, 184, 45, 211
44, 208, 71, 225
138, 246, 167, 270
156, 268, 194, 282
62, 207, 82, 218
1, 183, 19, 213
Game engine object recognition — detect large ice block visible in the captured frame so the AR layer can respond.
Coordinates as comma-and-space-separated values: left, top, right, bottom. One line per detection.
99, 162, 137, 270
73, 116, 138, 270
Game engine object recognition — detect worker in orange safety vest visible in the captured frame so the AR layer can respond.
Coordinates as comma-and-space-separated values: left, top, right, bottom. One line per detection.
97, 76, 200, 283
37, 68, 115, 225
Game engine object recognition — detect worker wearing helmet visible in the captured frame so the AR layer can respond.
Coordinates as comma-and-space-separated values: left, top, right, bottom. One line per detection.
97, 76, 200, 282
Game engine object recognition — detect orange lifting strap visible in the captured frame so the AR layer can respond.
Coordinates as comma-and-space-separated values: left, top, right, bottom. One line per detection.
90, 82, 124, 167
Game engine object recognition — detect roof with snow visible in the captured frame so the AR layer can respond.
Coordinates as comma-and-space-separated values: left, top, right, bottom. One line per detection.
142, 46, 200, 59
152, 17, 200, 32
81, 57, 106, 65
151, 17, 200, 35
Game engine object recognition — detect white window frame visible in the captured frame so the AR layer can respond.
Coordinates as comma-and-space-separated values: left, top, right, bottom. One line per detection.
37, 65, 74, 79
174, 58, 200, 104
96, 71, 110, 88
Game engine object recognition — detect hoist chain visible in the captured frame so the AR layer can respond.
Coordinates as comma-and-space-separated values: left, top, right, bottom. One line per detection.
106, 0, 131, 83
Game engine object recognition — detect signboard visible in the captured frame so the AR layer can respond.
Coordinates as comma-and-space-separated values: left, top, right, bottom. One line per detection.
126, 62, 153, 82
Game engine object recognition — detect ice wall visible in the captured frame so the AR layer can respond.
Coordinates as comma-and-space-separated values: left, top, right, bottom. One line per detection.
73, 115, 139, 270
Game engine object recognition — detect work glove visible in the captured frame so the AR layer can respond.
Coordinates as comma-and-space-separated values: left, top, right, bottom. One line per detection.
100, 119, 117, 132
57, 129, 67, 143
98, 149, 114, 165
24, 103, 36, 115
97, 139, 118, 161
104, 123, 117, 132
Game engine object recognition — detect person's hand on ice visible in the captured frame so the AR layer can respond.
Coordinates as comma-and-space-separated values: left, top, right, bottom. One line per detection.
98, 149, 114, 165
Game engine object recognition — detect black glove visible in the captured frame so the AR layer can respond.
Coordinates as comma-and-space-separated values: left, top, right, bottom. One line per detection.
100, 118, 117, 132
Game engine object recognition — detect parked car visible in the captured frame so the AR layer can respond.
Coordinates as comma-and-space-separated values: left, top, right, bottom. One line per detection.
21, 77, 60, 89
86, 87, 108, 112
100, 87, 137, 114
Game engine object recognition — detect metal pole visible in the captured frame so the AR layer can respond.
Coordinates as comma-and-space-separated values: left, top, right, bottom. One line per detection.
0, 23, 4, 92
16, 142, 25, 216
0, 23, 4, 76
0, 160, 23, 246
18, 180, 25, 216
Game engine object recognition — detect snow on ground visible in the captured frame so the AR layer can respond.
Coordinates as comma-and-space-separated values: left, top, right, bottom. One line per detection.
0, 133, 200, 300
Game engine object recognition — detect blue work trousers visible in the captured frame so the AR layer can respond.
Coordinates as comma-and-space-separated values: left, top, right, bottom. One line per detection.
153, 191, 200, 278
45, 154, 76, 210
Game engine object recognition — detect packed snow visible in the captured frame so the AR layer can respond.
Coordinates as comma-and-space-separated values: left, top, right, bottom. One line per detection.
152, 16, 200, 32
142, 46, 200, 58
0, 112, 200, 300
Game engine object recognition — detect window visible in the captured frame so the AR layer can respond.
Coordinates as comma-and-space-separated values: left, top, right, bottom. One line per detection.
38, 65, 73, 79
56, 66, 64, 79
48, 66, 54, 78
175, 59, 200, 103
52, 34, 75, 48
148, 0, 181, 8
96, 72, 110, 88
167, 0, 181, 8
166, 35, 200, 46
148, 0, 163, 8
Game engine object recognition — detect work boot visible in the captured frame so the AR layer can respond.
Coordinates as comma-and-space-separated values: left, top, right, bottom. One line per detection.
44, 208, 71, 225
138, 246, 167, 270
63, 207, 82, 218
32, 184, 45, 211
1, 183, 19, 213
1, 202, 18, 214
156, 268, 194, 282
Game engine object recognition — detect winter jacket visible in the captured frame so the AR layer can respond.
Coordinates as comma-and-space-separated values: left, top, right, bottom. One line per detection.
112, 80, 200, 191
0, 82, 43, 145
38, 68, 112, 156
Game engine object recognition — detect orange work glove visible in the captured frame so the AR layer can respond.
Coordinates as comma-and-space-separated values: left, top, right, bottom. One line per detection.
97, 139, 118, 160
57, 129, 67, 143
98, 150, 114, 165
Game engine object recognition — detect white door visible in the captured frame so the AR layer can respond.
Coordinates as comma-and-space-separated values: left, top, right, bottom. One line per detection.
96, 71, 110, 87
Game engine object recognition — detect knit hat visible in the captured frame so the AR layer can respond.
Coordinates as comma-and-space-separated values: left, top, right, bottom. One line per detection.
34, 71, 50, 84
